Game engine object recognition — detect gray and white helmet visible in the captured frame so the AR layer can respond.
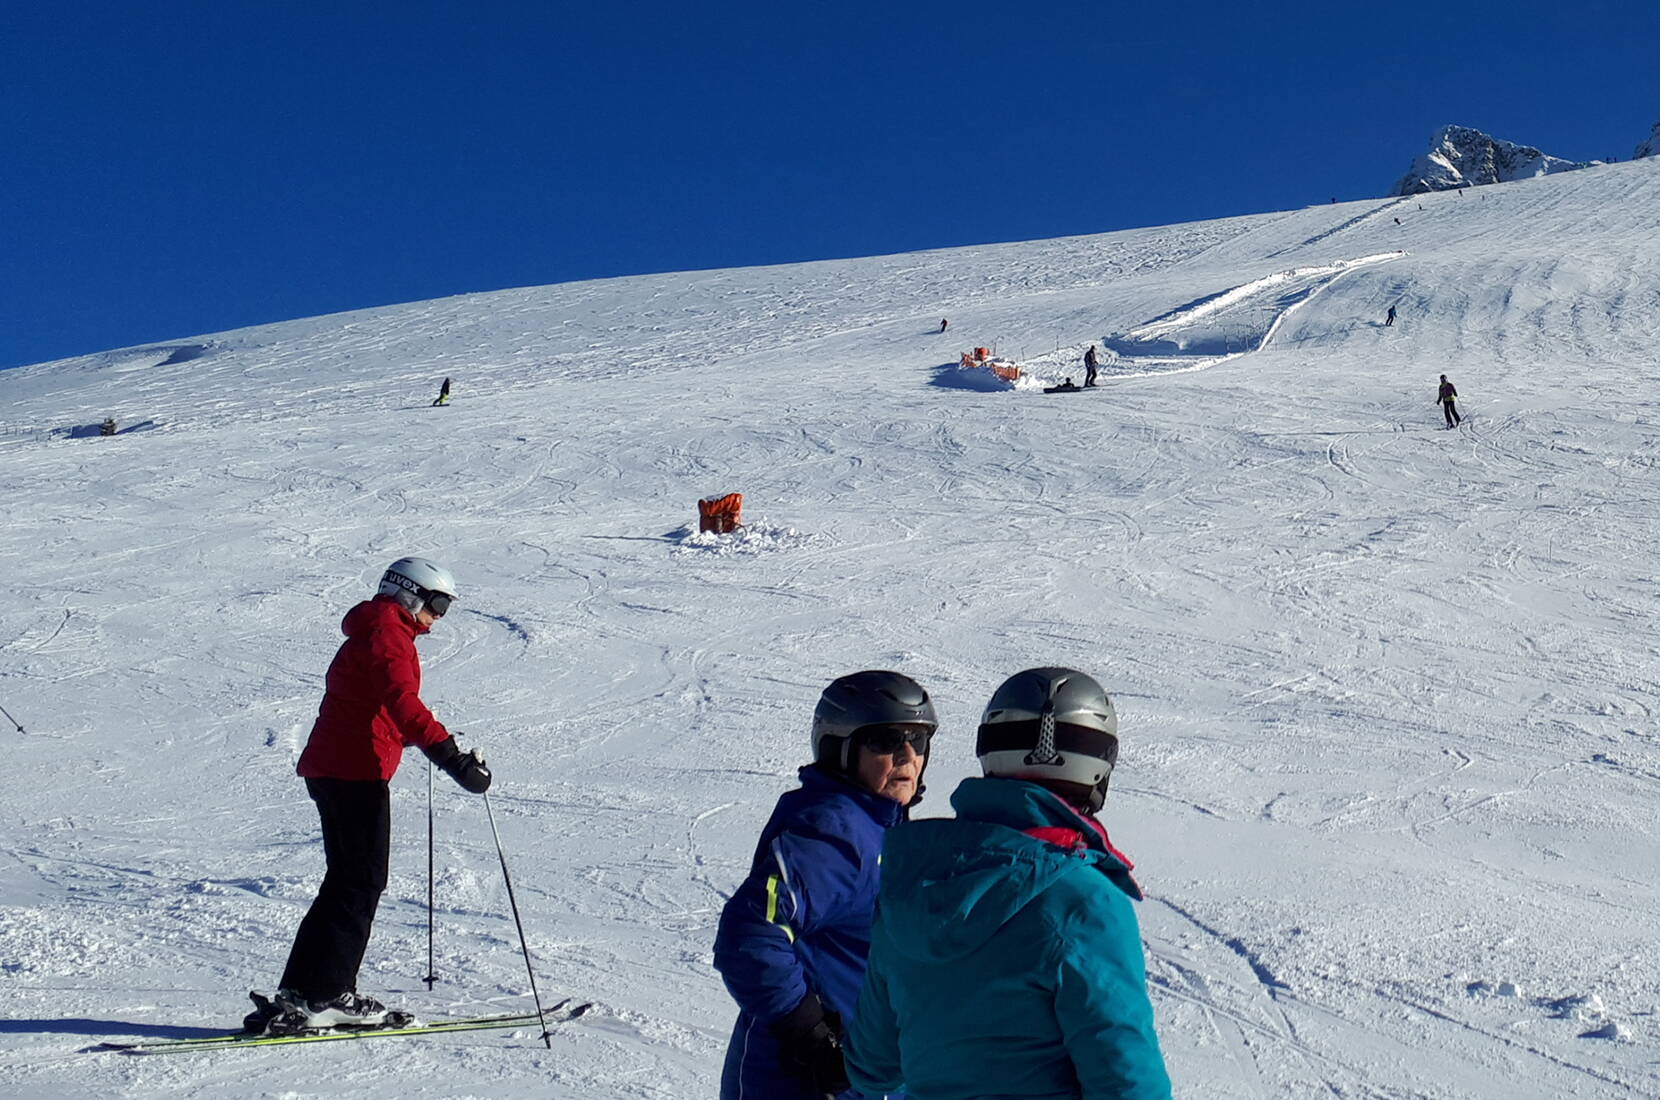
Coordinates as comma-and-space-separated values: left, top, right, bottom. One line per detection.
977, 667, 1118, 813
811, 670, 937, 775
377, 556, 457, 617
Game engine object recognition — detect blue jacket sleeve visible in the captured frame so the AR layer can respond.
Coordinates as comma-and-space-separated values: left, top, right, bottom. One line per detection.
712, 824, 861, 1022
1053, 886, 1172, 1100
845, 935, 903, 1095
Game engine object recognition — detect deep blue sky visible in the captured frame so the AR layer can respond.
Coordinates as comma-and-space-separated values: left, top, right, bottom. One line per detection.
4, 1, 1656, 369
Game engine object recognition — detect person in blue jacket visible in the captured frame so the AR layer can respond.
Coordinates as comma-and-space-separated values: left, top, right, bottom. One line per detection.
846, 667, 1171, 1100
713, 670, 938, 1100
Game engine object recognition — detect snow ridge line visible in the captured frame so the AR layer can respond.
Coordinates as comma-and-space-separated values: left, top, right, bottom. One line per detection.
1265, 199, 1409, 258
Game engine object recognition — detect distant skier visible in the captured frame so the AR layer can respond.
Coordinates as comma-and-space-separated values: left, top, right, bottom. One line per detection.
431, 377, 451, 406
938, 318, 949, 333
845, 668, 1171, 1100
1385, 305, 1397, 327
1437, 374, 1462, 427
713, 671, 938, 1100
1083, 344, 1100, 387
250, 558, 491, 1034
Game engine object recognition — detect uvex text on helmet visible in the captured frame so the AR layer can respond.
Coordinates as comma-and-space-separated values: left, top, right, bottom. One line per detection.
977, 667, 1119, 812
811, 670, 937, 773
377, 556, 458, 616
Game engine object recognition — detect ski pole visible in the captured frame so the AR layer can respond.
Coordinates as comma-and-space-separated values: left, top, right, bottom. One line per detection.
482, 790, 553, 1048
0, 703, 23, 734
424, 757, 437, 990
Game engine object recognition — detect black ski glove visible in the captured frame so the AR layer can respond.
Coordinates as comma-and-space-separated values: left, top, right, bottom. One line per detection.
769, 993, 850, 1097
423, 736, 492, 793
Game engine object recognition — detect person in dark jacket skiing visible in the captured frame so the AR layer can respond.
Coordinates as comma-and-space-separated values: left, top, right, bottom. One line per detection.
1437, 374, 1462, 427
431, 377, 451, 406
1386, 305, 1397, 327
846, 667, 1171, 1100
713, 670, 938, 1100
1083, 344, 1100, 387
251, 557, 491, 1033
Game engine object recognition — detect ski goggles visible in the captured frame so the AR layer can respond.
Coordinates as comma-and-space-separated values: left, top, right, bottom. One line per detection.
975, 719, 1118, 768
856, 724, 934, 756
424, 591, 453, 618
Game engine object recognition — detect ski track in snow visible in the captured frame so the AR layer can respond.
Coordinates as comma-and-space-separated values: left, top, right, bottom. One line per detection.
3, 160, 1660, 1096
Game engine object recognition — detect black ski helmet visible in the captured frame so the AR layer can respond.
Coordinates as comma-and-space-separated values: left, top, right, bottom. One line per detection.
811, 670, 937, 777
977, 667, 1118, 813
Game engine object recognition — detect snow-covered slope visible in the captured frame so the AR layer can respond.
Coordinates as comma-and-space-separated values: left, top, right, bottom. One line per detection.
3, 156, 1659, 1098
1389, 124, 1594, 195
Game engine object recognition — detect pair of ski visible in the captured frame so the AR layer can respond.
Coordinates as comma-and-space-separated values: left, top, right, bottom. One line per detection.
92, 995, 591, 1055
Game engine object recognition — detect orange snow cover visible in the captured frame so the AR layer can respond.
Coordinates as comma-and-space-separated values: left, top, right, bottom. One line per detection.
698, 493, 743, 533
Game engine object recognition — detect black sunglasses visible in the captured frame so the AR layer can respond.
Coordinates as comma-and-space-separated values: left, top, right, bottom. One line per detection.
857, 724, 933, 755
424, 591, 453, 618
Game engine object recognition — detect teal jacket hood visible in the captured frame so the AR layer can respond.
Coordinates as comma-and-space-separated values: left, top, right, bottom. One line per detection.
878, 777, 1141, 965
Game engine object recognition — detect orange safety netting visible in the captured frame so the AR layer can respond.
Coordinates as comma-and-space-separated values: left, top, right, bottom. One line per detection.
698, 493, 743, 533
961, 346, 1021, 382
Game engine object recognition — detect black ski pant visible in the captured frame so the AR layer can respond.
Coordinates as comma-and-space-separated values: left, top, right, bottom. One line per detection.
279, 778, 391, 1001
1442, 401, 1461, 427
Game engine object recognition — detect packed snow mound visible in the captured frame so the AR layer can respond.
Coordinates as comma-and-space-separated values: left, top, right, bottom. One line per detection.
671, 519, 816, 556
1635, 118, 1660, 159
1389, 124, 1594, 195
1097, 253, 1401, 372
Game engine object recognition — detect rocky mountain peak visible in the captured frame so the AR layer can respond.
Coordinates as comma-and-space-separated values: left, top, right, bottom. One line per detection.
1389, 125, 1593, 196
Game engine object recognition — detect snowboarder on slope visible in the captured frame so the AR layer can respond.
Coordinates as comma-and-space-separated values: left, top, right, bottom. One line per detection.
1438, 374, 1462, 427
845, 668, 1171, 1100
939, 318, 949, 333
713, 671, 937, 1100
1385, 305, 1397, 327
254, 558, 491, 1032
1084, 344, 1100, 387
431, 377, 451, 406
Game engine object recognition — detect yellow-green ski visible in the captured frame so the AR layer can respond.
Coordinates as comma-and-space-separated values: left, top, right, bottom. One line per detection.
91, 998, 590, 1055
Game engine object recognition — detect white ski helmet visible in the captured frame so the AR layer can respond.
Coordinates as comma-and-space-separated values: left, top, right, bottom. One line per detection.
377, 557, 457, 617
976, 667, 1118, 813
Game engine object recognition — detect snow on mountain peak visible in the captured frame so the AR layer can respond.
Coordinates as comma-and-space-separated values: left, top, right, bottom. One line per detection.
1389, 124, 1593, 196
1635, 118, 1660, 159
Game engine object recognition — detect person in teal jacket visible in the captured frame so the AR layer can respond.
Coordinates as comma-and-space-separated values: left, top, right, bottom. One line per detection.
846, 667, 1170, 1100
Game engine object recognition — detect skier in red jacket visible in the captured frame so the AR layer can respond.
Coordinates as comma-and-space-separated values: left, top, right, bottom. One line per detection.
250, 557, 492, 1033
